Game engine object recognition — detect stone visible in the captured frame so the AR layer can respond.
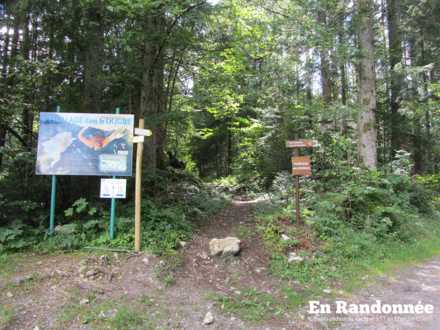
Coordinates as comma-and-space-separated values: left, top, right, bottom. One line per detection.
55, 270, 68, 277
281, 234, 290, 241
179, 241, 187, 248
86, 270, 97, 277
142, 257, 149, 265
209, 237, 241, 256
203, 311, 214, 325
12, 274, 34, 285
287, 252, 304, 263
99, 255, 110, 266
323, 288, 332, 294
6, 291, 13, 298
80, 298, 90, 305
255, 267, 265, 273
78, 265, 88, 274
99, 309, 117, 319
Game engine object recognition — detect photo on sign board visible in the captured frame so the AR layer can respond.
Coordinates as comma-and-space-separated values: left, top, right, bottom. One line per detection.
36, 112, 134, 176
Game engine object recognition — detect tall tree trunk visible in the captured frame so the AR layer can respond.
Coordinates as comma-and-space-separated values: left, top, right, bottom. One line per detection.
21, 12, 33, 150
386, 0, 403, 155
83, 2, 105, 113
0, 17, 10, 167
357, 0, 378, 169
140, 12, 166, 171
317, 11, 332, 104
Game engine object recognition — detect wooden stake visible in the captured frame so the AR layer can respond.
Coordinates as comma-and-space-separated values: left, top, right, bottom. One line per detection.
134, 119, 144, 252
293, 149, 301, 224
295, 175, 300, 224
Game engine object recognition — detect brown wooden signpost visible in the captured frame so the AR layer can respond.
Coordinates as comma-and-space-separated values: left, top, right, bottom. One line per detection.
286, 139, 318, 148
292, 156, 312, 176
286, 140, 317, 223
134, 121, 152, 252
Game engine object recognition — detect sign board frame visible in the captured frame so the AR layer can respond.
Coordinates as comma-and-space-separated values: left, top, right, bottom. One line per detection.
36, 112, 134, 177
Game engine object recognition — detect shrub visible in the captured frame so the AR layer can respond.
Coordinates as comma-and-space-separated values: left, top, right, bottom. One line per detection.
309, 168, 432, 242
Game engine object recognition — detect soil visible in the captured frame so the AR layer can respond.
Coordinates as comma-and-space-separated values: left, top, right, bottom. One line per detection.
1, 197, 440, 329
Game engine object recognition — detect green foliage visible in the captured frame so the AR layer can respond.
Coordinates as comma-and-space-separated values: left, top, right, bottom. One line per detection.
0, 221, 39, 252
310, 168, 432, 242
0, 305, 14, 329
64, 198, 97, 218
269, 172, 294, 205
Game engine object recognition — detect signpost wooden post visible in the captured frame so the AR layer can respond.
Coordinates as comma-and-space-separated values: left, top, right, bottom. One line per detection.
286, 140, 317, 224
134, 119, 145, 252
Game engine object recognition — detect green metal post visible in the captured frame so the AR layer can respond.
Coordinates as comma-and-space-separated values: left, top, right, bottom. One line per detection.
109, 107, 120, 239
49, 105, 61, 234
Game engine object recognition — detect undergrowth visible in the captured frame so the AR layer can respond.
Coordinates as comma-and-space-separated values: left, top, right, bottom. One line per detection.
0, 169, 228, 255
256, 167, 440, 305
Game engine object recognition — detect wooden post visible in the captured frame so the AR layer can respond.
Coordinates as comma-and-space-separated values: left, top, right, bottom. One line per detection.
287, 139, 316, 225
295, 175, 300, 224
135, 119, 144, 252
293, 149, 301, 224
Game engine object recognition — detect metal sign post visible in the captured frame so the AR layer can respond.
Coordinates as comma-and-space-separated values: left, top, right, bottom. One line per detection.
286, 140, 316, 224
49, 105, 61, 234
109, 107, 120, 240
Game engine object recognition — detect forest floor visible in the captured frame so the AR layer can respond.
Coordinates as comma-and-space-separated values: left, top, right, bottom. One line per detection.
1, 198, 440, 329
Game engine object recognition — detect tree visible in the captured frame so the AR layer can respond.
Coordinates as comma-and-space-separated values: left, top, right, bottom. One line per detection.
386, 0, 403, 155
356, 0, 378, 169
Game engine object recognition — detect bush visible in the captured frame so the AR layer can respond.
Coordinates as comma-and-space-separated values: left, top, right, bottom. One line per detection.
310, 168, 433, 242
0, 168, 228, 254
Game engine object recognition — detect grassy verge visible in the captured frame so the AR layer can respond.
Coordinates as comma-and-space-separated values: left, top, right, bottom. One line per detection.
210, 199, 440, 323
56, 290, 159, 329
260, 203, 440, 305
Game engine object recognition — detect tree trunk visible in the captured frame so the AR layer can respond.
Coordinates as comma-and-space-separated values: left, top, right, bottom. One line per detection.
317, 11, 332, 104
357, 0, 378, 169
139, 12, 166, 171
21, 12, 33, 150
83, 2, 105, 113
386, 0, 403, 155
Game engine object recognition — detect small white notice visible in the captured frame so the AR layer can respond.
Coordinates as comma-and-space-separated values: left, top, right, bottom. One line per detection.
133, 136, 145, 143
100, 179, 127, 199
134, 128, 152, 136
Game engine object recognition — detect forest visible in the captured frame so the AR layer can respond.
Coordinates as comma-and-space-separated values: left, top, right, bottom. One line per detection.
0, 0, 439, 328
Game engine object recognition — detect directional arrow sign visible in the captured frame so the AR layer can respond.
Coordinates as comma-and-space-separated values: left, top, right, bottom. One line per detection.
286, 139, 318, 148
135, 128, 152, 136
133, 136, 145, 143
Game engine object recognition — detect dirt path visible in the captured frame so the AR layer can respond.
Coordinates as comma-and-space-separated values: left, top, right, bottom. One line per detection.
0, 198, 289, 330
324, 257, 440, 330
2, 199, 440, 329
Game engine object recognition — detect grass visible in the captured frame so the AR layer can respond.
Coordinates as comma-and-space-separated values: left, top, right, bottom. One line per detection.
0, 253, 26, 280
153, 250, 184, 287
260, 210, 440, 304
56, 294, 156, 330
0, 306, 14, 329
210, 288, 285, 322
237, 225, 254, 239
